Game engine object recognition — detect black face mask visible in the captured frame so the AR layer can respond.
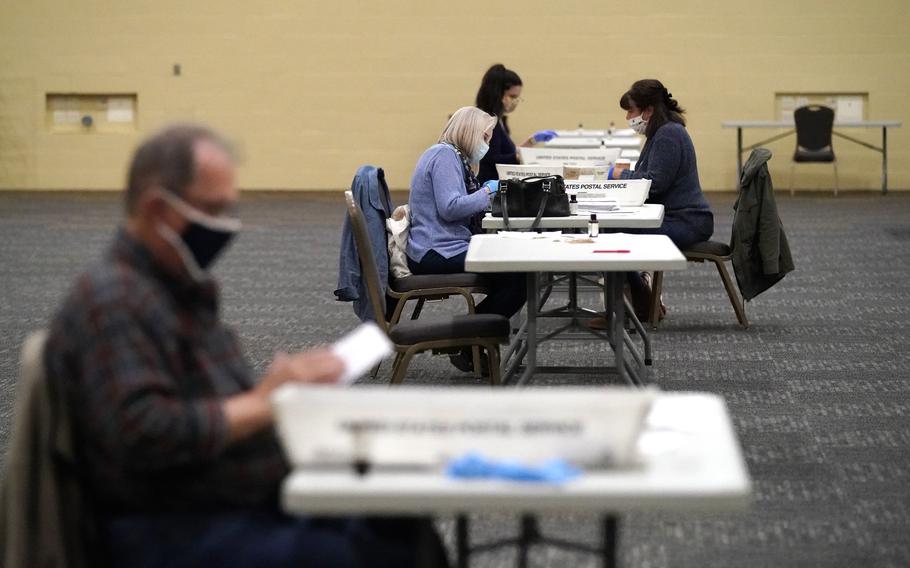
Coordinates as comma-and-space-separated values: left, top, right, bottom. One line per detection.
180, 220, 237, 270
158, 191, 241, 281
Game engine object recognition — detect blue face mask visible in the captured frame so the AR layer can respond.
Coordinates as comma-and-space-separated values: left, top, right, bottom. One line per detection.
471, 141, 489, 164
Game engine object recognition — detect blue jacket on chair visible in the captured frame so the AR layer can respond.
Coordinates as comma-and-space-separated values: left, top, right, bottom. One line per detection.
334, 165, 393, 322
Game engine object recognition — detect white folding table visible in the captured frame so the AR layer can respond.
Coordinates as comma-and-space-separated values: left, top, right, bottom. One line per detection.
481, 204, 664, 231
553, 128, 638, 138
722, 119, 901, 193
544, 136, 642, 150
465, 233, 686, 386
282, 393, 752, 568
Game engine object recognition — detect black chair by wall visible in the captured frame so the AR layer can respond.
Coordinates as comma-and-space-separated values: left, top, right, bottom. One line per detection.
790, 105, 838, 196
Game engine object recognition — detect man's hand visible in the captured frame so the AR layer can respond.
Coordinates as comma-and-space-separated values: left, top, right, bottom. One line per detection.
223, 348, 344, 443
261, 349, 344, 393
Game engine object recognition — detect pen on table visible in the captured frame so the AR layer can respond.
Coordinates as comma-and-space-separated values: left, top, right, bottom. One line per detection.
593, 249, 631, 253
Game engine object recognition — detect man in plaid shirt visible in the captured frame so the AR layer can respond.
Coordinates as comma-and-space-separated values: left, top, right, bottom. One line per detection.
44, 124, 448, 568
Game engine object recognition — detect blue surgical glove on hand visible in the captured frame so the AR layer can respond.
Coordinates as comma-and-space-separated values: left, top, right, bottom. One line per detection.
482, 180, 499, 196
532, 130, 558, 143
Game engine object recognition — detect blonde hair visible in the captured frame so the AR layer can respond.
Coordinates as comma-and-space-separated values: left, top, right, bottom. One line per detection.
438, 106, 496, 160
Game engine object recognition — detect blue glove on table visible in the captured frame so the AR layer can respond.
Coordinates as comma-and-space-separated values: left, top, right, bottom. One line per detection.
446, 451, 581, 484
482, 180, 499, 196
532, 130, 558, 143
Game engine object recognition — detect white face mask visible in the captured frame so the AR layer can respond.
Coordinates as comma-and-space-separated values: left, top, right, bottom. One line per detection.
471, 141, 489, 164
628, 114, 648, 135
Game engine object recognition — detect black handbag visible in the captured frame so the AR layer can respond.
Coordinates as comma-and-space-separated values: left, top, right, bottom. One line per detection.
491, 175, 570, 230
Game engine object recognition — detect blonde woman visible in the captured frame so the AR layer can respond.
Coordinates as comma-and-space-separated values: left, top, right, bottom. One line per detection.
406, 107, 526, 371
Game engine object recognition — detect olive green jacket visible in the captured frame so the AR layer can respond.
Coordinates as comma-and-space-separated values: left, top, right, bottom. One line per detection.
731, 148, 794, 301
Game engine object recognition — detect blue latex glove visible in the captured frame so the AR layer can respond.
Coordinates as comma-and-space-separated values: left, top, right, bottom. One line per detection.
446, 452, 581, 484
532, 130, 558, 143
481, 180, 499, 195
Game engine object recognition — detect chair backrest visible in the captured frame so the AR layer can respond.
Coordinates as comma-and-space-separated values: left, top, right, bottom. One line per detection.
344, 191, 391, 333
794, 105, 834, 151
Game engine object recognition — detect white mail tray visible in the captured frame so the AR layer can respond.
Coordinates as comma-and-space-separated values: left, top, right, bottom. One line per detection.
564, 179, 651, 207
273, 386, 658, 469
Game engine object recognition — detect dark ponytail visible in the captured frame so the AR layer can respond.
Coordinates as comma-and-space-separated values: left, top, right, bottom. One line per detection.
475, 63, 523, 132
619, 79, 685, 139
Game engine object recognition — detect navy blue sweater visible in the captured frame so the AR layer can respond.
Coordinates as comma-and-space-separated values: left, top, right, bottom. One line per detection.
478, 118, 518, 184
620, 121, 713, 242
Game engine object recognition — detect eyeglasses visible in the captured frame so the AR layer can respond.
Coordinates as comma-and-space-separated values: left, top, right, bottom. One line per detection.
506, 95, 525, 103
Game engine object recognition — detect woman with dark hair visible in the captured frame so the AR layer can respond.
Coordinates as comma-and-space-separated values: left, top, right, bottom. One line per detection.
474, 64, 556, 183
609, 79, 714, 319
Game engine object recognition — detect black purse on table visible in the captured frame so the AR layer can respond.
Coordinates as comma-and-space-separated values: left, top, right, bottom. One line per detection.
491, 175, 570, 230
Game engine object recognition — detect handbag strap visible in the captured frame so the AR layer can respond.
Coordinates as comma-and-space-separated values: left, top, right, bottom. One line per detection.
500, 179, 511, 231
530, 179, 552, 231
520, 175, 561, 184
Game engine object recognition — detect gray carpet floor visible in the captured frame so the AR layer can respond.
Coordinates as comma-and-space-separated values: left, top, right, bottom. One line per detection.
1, 190, 908, 567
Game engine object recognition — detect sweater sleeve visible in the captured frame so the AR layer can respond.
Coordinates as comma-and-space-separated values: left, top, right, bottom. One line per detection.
430, 150, 491, 222
72, 277, 230, 473
620, 134, 681, 202
486, 123, 519, 165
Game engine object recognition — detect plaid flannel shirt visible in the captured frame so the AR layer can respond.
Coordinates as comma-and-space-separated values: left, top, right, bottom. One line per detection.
45, 229, 288, 512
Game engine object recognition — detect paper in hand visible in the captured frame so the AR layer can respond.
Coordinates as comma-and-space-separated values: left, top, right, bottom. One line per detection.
331, 322, 394, 385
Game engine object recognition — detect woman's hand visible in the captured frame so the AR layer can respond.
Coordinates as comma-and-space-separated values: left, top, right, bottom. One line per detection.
482, 180, 499, 196
532, 130, 558, 143
521, 130, 558, 147
610, 163, 630, 179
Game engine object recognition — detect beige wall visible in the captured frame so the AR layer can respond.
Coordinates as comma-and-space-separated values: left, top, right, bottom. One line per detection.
1, 0, 908, 192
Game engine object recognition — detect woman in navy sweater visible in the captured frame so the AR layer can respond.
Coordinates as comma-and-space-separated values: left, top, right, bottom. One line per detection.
610, 79, 714, 318
474, 64, 556, 184
611, 79, 713, 246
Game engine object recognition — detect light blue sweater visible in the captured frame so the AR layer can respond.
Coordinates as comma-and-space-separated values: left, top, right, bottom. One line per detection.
406, 144, 491, 261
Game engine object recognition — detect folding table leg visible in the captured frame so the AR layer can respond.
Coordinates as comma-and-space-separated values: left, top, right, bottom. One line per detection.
624, 296, 652, 366
456, 515, 470, 568
516, 273, 539, 386
606, 273, 628, 385
882, 126, 888, 194
602, 515, 619, 568
517, 514, 539, 568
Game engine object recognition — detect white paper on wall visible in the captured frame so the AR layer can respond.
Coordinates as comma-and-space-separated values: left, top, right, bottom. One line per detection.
107, 97, 135, 123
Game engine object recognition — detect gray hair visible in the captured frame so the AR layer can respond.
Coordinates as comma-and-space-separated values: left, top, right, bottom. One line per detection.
438, 107, 496, 158
125, 123, 235, 214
